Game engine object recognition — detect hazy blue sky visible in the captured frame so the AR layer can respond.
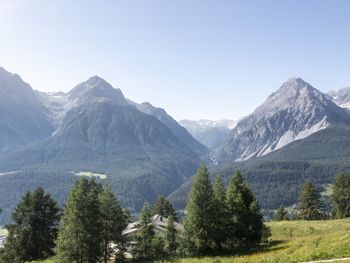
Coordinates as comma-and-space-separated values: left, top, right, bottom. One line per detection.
1, 0, 350, 120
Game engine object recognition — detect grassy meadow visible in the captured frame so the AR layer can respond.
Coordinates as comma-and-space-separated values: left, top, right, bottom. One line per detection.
31, 219, 350, 263
162, 219, 350, 263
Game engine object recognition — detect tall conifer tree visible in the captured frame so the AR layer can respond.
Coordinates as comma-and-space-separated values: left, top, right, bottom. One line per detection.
298, 181, 324, 220
226, 170, 263, 248
56, 178, 103, 263
184, 164, 215, 254
331, 173, 350, 218
0, 187, 59, 263
134, 201, 161, 260
212, 176, 228, 250
164, 215, 178, 257
99, 186, 128, 263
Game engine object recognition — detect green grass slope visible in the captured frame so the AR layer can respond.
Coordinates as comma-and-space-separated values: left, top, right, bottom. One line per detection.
164, 219, 350, 263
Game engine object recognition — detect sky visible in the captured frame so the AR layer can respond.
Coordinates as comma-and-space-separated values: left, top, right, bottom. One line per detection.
1, 0, 350, 121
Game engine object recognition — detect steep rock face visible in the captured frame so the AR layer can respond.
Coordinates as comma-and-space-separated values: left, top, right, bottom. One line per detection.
0, 67, 53, 152
179, 119, 236, 149
215, 77, 350, 164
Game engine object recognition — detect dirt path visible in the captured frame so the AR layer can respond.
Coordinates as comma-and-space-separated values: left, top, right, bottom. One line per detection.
300, 257, 350, 263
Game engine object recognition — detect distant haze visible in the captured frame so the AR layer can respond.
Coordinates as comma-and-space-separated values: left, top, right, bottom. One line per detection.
1, 0, 350, 120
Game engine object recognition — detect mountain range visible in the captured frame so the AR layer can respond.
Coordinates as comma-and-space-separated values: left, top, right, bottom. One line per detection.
0, 68, 207, 223
1, 67, 350, 223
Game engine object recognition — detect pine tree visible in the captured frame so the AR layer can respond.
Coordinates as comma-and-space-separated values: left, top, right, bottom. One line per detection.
247, 200, 264, 245
226, 170, 263, 248
331, 173, 350, 218
153, 195, 177, 220
275, 206, 289, 221
56, 178, 103, 263
212, 176, 228, 250
0, 187, 60, 263
164, 215, 178, 257
298, 181, 325, 220
99, 186, 128, 263
133, 202, 156, 260
184, 164, 215, 254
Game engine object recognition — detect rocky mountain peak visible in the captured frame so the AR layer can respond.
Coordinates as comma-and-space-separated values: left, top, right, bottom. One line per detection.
67, 76, 127, 105
281, 76, 307, 87
253, 77, 332, 121
214, 77, 350, 163
277, 77, 319, 97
